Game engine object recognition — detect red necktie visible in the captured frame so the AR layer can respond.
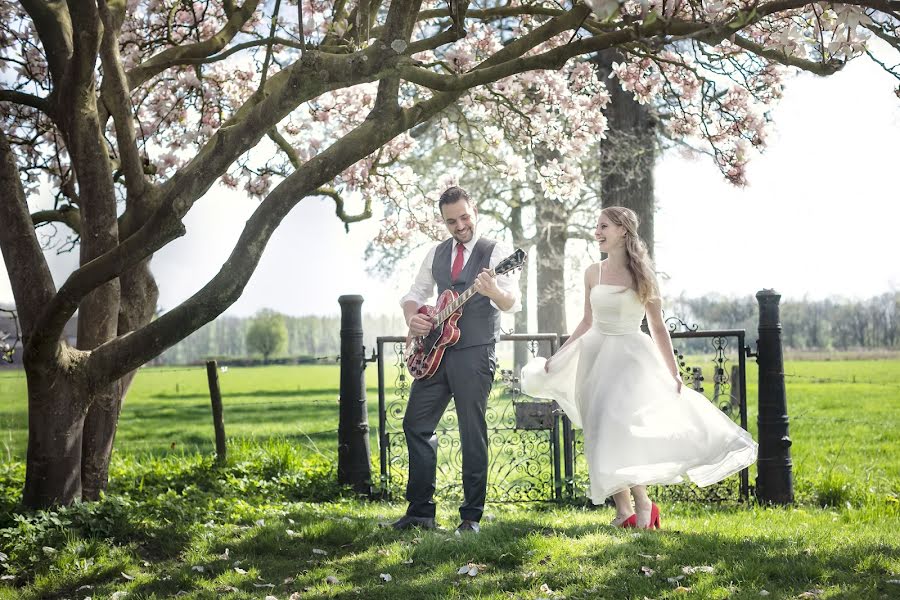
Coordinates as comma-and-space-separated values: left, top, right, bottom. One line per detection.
451, 242, 465, 281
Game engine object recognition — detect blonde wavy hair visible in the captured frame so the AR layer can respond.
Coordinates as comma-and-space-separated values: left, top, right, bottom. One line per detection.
601, 206, 660, 305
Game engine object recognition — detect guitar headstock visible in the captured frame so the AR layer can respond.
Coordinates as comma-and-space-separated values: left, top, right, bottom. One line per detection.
495, 248, 527, 276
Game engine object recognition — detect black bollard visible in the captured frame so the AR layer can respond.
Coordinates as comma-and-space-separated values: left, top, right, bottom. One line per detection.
338, 295, 372, 495
755, 289, 794, 504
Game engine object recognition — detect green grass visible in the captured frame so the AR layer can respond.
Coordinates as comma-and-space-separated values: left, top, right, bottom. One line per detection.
0, 365, 373, 460
0, 359, 898, 598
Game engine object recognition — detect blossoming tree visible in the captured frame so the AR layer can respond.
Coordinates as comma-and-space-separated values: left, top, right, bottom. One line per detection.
1, 0, 897, 507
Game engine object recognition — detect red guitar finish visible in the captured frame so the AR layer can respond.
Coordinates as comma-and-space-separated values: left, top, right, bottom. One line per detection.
406, 290, 461, 380
405, 248, 527, 380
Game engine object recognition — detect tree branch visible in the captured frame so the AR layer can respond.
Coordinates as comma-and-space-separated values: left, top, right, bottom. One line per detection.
19, 0, 72, 84
255, 0, 283, 98
267, 127, 300, 168
32, 207, 82, 233
28, 45, 398, 347
123, 0, 262, 90
85, 3, 603, 382
154, 44, 397, 227
316, 186, 372, 223
98, 0, 146, 201
0, 128, 57, 344
0, 89, 54, 118
726, 34, 844, 76
399, 25, 634, 91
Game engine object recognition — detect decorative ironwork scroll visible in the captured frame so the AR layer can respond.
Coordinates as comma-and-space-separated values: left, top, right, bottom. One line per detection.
378, 335, 560, 502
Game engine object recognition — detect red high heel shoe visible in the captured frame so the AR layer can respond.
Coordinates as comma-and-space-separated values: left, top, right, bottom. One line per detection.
636, 503, 661, 529
611, 513, 637, 528
649, 503, 661, 529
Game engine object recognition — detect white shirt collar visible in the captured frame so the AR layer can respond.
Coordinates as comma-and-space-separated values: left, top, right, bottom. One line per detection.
456, 235, 479, 253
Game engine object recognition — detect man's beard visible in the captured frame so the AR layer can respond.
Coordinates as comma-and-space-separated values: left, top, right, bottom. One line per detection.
453, 228, 474, 244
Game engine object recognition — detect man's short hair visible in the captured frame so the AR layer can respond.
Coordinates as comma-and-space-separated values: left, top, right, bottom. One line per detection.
438, 186, 471, 210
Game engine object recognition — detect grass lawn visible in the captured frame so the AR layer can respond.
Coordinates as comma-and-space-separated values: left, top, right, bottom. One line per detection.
0, 359, 898, 599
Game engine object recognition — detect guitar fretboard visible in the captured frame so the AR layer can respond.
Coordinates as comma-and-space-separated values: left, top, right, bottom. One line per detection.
435, 268, 496, 324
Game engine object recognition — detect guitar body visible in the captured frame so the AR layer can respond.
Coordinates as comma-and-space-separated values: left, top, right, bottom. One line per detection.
404, 246, 527, 380
406, 289, 462, 380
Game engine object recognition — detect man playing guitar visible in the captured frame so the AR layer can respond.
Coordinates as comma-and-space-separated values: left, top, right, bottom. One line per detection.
393, 186, 521, 534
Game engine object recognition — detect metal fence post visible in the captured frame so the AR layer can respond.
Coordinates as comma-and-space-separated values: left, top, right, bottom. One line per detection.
755, 289, 794, 504
338, 295, 372, 495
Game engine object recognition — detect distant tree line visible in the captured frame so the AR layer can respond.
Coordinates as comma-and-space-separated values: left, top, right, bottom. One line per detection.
152, 312, 407, 365
4, 292, 896, 368
668, 292, 899, 351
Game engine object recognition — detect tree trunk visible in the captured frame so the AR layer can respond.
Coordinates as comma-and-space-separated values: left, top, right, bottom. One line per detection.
594, 50, 657, 255
509, 203, 532, 372
23, 358, 89, 507
81, 259, 159, 500
534, 193, 568, 355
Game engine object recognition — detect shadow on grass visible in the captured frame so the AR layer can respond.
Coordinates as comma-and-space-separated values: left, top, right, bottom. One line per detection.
119, 505, 900, 600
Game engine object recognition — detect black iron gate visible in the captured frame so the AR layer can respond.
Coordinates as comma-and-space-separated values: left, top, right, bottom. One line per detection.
377, 334, 567, 502
376, 327, 751, 503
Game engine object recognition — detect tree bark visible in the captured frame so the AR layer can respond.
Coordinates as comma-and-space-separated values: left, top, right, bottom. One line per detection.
594, 50, 657, 254
81, 260, 158, 500
23, 354, 89, 507
534, 190, 568, 355
509, 202, 532, 372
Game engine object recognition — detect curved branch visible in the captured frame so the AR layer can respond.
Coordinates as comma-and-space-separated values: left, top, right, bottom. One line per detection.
0, 89, 54, 117
31, 207, 82, 233
88, 87, 456, 383
256, 0, 283, 97
123, 0, 262, 90
98, 0, 146, 200
154, 44, 397, 226
0, 129, 56, 342
19, 0, 72, 84
864, 21, 900, 49
726, 34, 844, 75
29, 45, 398, 352
175, 36, 303, 66
398, 28, 632, 91
267, 127, 300, 168
317, 186, 372, 223
85, 3, 599, 381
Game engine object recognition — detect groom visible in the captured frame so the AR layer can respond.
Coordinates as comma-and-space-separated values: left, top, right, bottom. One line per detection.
392, 186, 520, 534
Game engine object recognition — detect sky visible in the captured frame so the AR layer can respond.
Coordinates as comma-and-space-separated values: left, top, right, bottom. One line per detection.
2, 47, 899, 334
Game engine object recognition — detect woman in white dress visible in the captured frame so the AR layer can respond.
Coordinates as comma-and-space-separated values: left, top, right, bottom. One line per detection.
521, 207, 757, 529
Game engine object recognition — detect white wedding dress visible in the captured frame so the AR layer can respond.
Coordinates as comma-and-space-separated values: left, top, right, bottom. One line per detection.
521, 284, 758, 504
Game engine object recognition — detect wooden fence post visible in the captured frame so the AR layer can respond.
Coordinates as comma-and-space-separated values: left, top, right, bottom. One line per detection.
206, 360, 227, 464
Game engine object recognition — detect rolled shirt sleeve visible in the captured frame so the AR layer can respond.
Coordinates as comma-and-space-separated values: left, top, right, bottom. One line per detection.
400, 241, 521, 314
399, 245, 437, 309
488, 242, 522, 314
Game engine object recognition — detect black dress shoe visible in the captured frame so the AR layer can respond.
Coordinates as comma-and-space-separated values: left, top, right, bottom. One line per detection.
390, 514, 437, 530
456, 520, 480, 534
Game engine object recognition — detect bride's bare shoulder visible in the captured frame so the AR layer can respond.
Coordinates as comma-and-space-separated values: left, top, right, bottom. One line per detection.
584, 263, 600, 286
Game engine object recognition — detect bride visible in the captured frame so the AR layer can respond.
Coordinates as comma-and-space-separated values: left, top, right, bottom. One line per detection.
521, 207, 757, 529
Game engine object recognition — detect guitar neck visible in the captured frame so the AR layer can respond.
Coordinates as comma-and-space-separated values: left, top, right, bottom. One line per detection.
435, 268, 496, 324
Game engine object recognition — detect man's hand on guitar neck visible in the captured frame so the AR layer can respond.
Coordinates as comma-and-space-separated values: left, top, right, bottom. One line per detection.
473, 268, 515, 312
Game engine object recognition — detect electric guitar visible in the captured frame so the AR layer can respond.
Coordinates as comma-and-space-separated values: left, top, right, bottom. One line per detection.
406, 248, 527, 380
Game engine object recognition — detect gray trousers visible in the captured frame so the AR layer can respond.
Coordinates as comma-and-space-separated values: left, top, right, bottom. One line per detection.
402, 344, 496, 522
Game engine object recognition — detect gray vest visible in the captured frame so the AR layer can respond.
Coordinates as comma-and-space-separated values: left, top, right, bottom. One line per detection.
433, 237, 501, 349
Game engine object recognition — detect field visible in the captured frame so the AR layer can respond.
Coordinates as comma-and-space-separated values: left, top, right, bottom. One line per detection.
0, 359, 898, 599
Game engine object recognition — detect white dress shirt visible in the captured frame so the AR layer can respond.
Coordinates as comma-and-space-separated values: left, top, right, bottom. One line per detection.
400, 236, 522, 313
